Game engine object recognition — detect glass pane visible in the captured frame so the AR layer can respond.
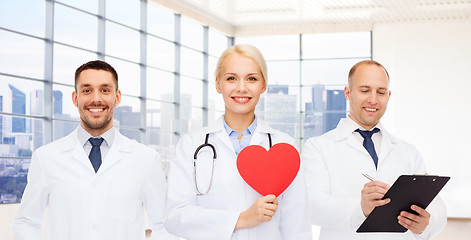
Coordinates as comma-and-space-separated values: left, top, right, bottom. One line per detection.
181, 16, 203, 51
147, 35, 175, 71
208, 79, 225, 112
147, 68, 174, 101
0, 1, 45, 37
181, 77, 203, 108
53, 119, 78, 140
106, 21, 140, 62
53, 84, 78, 120
54, 4, 98, 51
0, 30, 44, 79
104, 58, 141, 97
302, 86, 347, 138
236, 35, 300, 60
256, 87, 300, 138
106, 0, 140, 29
0, 115, 31, 150
182, 107, 203, 134
181, 47, 203, 78
209, 28, 228, 57
117, 128, 141, 142
267, 60, 300, 86
302, 32, 371, 59
147, 100, 174, 132
302, 58, 369, 86
147, 3, 174, 41
208, 56, 218, 81
0, 157, 30, 204
53, 44, 97, 85
57, 0, 98, 14
114, 96, 141, 128
0, 76, 44, 117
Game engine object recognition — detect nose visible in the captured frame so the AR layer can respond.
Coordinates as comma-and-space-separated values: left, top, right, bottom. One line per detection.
367, 92, 378, 104
235, 80, 248, 93
90, 91, 102, 104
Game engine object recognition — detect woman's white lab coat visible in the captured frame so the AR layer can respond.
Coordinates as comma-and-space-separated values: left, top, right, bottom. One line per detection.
165, 116, 312, 240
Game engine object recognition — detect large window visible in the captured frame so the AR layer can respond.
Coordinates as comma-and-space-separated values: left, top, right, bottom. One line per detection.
236, 33, 371, 145
0, 0, 228, 204
0, 0, 371, 204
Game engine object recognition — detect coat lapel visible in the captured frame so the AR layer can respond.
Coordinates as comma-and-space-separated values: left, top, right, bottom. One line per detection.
208, 116, 235, 154
96, 130, 131, 176
333, 119, 367, 155
378, 128, 397, 161
250, 119, 270, 149
63, 129, 96, 172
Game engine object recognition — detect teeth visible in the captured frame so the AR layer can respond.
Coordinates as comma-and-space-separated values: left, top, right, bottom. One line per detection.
234, 97, 249, 101
364, 107, 377, 112
89, 108, 103, 113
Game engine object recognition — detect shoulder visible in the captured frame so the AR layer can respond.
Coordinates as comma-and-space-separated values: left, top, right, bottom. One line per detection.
257, 121, 296, 145
35, 130, 76, 155
304, 127, 338, 146
117, 133, 158, 157
384, 130, 420, 152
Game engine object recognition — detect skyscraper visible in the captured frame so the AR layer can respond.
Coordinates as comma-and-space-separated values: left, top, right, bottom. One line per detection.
324, 89, 346, 132
0, 96, 3, 144
9, 84, 26, 133
260, 85, 298, 137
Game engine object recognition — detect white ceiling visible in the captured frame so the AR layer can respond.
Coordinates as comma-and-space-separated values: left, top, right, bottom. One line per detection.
152, 0, 471, 36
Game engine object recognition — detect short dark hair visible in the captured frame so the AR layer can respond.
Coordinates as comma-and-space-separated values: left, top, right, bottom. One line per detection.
348, 60, 389, 87
74, 60, 118, 90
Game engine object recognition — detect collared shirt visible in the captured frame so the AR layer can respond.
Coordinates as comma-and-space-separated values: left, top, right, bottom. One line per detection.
223, 115, 257, 155
345, 115, 383, 155
77, 125, 115, 161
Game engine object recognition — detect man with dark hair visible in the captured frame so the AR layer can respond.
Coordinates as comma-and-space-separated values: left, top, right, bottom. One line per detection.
13, 60, 175, 240
303, 60, 446, 240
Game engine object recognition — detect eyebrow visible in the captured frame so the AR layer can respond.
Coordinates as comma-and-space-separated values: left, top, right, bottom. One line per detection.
79, 83, 113, 88
224, 72, 260, 76
358, 85, 388, 90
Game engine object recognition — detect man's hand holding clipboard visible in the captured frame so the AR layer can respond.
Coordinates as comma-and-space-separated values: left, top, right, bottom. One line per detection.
357, 174, 450, 233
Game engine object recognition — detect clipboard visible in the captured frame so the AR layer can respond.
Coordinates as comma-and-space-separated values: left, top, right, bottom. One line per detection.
357, 174, 450, 233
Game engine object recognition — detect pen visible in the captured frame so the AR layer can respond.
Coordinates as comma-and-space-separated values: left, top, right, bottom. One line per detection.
362, 173, 375, 182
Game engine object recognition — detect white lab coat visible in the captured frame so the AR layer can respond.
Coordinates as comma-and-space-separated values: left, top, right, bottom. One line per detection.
165, 116, 312, 240
13, 128, 175, 240
303, 118, 447, 240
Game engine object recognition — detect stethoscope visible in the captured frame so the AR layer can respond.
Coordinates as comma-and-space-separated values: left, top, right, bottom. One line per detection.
193, 133, 272, 195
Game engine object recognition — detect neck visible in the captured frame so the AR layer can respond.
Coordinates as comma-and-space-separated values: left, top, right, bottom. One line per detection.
224, 110, 255, 135
82, 122, 113, 137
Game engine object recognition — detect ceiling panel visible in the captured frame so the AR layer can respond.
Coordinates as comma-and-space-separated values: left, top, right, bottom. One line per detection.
152, 0, 471, 36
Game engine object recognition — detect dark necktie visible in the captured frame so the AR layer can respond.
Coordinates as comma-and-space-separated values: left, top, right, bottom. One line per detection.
355, 128, 380, 168
88, 137, 104, 173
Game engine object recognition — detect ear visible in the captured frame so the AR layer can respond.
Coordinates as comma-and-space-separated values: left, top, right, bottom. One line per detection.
72, 90, 79, 108
215, 77, 222, 94
388, 90, 391, 97
114, 89, 121, 107
344, 86, 351, 101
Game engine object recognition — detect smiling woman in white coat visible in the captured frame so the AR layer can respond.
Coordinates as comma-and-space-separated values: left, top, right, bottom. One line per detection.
164, 44, 312, 240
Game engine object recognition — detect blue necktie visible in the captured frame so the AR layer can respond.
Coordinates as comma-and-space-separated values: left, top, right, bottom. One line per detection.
88, 137, 104, 173
355, 128, 380, 168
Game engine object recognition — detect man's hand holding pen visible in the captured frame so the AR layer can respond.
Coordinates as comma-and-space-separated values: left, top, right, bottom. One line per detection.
360, 174, 431, 234
360, 180, 391, 217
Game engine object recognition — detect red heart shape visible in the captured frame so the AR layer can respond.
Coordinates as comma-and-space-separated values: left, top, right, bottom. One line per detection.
237, 143, 300, 197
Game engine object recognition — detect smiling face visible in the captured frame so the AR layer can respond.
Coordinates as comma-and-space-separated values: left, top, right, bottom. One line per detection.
345, 63, 391, 130
216, 53, 266, 118
72, 69, 121, 136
